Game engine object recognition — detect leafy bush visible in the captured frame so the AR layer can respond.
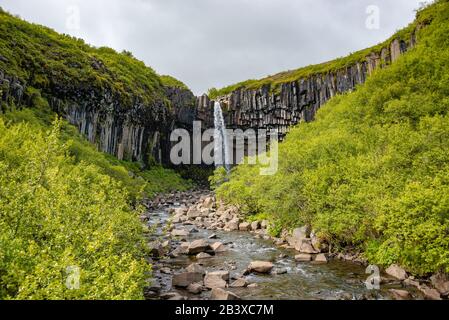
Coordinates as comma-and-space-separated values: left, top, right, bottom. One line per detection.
216, 0, 449, 275
0, 118, 149, 299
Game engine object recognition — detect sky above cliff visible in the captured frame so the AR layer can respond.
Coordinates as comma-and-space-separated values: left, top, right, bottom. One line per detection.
0, 0, 430, 95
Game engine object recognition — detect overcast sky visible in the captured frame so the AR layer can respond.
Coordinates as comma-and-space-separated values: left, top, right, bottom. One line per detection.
0, 0, 429, 94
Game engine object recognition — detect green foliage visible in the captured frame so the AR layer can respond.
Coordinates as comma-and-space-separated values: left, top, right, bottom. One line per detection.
160, 75, 189, 90
216, 0, 449, 276
0, 117, 149, 299
0, 10, 188, 109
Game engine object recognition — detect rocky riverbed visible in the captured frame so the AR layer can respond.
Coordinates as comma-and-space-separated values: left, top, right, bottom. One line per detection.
141, 191, 447, 301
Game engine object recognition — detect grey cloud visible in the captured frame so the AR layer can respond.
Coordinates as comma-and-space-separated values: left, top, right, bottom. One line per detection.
0, 0, 428, 94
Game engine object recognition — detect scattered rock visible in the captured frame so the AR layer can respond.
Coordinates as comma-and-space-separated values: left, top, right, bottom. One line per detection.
187, 282, 204, 294
239, 222, 251, 231
160, 292, 182, 300
287, 226, 310, 248
197, 252, 212, 259
203, 197, 215, 209
403, 278, 420, 288
188, 239, 212, 255
204, 271, 229, 289
172, 272, 204, 288
186, 263, 205, 275
272, 268, 288, 275
247, 261, 274, 274
251, 221, 261, 231
295, 239, 320, 254
211, 242, 228, 253
230, 278, 248, 288
419, 286, 442, 300
261, 220, 269, 229
385, 264, 408, 281
226, 219, 240, 231
430, 274, 449, 295
171, 229, 189, 237
247, 283, 259, 288
389, 289, 411, 300
210, 288, 241, 300
314, 254, 328, 263
295, 254, 312, 262
208, 234, 218, 239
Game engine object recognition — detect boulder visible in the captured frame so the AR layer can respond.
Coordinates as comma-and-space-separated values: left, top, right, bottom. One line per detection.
197, 252, 212, 259
430, 274, 449, 295
208, 234, 218, 239
171, 229, 189, 237
247, 261, 274, 274
204, 271, 230, 289
174, 207, 187, 216
210, 288, 240, 301
171, 242, 190, 256
188, 239, 212, 255
251, 221, 261, 231
211, 242, 228, 253
295, 254, 312, 262
187, 208, 201, 219
314, 254, 328, 263
239, 222, 251, 231
230, 278, 248, 288
148, 241, 164, 258
172, 272, 204, 288
385, 264, 408, 281
187, 282, 204, 295
203, 197, 215, 209
295, 239, 320, 254
419, 286, 442, 300
287, 226, 311, 248
186, 263, 205, 275
389, 289, 411, 300
261, 220, 269, 229
226, 219, 240, 231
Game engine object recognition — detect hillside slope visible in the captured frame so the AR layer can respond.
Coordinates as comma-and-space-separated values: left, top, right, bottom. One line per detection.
215, 0, 449, 276
0, 7, 192, 299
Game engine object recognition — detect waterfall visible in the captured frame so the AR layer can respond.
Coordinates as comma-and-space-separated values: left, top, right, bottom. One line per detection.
214, 102, 231, 172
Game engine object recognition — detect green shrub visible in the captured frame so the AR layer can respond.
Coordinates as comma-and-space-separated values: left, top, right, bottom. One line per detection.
216, 0, 449, 275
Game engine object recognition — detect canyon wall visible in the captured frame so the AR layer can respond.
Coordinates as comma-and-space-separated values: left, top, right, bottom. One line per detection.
203, 36, 416, 139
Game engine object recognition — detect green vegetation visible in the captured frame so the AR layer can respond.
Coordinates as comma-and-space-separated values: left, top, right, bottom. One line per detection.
0, 9, 187, 108
214, 0, 449, 276
160, 75, 189, 90
208, 5, 427, 99
0, 8, 193, 299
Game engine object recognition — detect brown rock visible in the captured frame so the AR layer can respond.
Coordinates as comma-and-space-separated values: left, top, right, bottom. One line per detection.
211, 242, 228, 253
210, 288, 240, 300
247, 261, 274, 274
419, 286, 442, 300
251, 221, 261, 231
389, 289, 411, 300
187, 282, 203, 294
226, 219, 240, 231
295, 254, 312, 262
186, 263, 205, 275
314, 254, 328, 263
188, 239, 212, 255
204, 271, 230, 289
197, 252, 212, 259
239, 222, 251, 231
172, 272, 204, 288
287, 226, 311, 248
385, 264, 408, 281
171, 229, 189, 237
230, 278, 248, 288
295, 239, 320, 254
430, 274, 449, 295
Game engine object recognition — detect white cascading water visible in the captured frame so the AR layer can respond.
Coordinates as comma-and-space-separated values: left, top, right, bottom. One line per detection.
214, 102, 231, 172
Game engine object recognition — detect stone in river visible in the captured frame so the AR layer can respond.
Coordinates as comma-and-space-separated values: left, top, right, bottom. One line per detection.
210, 288, 240, 300
239, 222, 251, 231
389, 289, 411, 300
171, 229, 189, 237
247, 261, 273, 274
314, 254, 328, 263
211, 242, 228, 253
187, 282, 204, 295
204, 271, 229, 289
197, 252, 212, 259
295, 254, 312, 262
186, 263, 205, 275
188, 239, 212, 255
172, 272, 204, 288
230, 278, 248, 288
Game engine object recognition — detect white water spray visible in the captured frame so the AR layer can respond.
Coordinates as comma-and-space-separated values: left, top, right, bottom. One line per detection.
214, 102, 231, 172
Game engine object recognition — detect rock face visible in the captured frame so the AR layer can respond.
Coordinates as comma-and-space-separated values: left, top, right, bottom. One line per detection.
200, 36, 414, 143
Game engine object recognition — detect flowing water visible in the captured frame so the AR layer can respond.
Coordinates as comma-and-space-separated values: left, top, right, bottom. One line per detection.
214, 102, 231, 172
148, 207, 423, 300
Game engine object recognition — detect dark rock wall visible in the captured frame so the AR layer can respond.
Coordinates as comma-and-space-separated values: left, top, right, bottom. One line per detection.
207, 38, 414, 139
